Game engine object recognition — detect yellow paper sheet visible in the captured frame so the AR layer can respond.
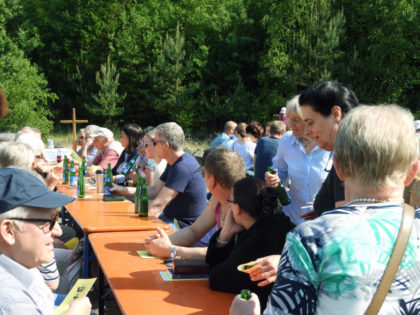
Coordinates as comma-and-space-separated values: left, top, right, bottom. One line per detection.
69, 150, 82, 163
137, 250, 158, 259
64, 237, 79, 250
54, 278, 96, 315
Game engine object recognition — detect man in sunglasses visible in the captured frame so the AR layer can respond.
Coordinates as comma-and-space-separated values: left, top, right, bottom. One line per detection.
148, 122, 207, 230
0, 168, 91, 314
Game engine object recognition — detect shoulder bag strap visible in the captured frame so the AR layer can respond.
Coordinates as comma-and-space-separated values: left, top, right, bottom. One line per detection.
365, 203, 415, 315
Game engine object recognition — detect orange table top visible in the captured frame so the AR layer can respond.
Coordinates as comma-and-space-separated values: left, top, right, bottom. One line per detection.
89, 231, 235, 315
58, 184, 169, 233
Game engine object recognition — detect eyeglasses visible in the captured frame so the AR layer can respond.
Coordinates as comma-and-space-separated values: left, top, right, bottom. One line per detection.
152, 140, 166, 146
9, 213, 59, 231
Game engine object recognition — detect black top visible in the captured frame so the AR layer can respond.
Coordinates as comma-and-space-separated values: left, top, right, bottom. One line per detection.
313, 165, 345, 216
112, 149, 138, 175
205, 213, 295, 309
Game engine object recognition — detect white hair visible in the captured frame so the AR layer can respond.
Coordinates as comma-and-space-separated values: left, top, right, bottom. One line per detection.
286, 95, 302, 117
0, 142, 35, 168
15, 133, 45, 156
85, 125, 100, 135
0, 132, 16, 142
334, 104, 419, 189
0, 206, 30, 230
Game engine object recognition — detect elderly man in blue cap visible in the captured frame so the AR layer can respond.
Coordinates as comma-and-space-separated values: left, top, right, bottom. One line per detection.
0, 168, 91, 314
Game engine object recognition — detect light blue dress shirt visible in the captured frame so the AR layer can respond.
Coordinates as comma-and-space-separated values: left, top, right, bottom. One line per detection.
0, 254, 54, 314
272, 131, 332, 225
210, 132, 230, 148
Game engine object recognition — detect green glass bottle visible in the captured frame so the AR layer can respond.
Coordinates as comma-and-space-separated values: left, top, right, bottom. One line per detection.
81, 156, 87, 176
62, 156, 69, 184
121, 154, 139, 176
134, 177, 142, 214
240, 289, 251, 300
267, 167, 291, 206
139, 177, 148, 217
69, 160, 77, 187
77, 171, 85, 198
132, 165, 139, 187
104, 163, 113, 196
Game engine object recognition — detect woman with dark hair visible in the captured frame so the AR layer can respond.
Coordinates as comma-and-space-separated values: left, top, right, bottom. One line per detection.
299, 81, 359, 217
205, 176, 294, 309
258, 82, 359, 289
112, 123, 144, 179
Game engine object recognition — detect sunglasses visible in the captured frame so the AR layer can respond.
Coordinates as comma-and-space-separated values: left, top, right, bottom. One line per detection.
9, 213, 59, 231
79, 136, 86, 139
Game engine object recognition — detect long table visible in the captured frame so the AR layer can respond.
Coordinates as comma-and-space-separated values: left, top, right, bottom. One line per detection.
57, 183, 169, 277
89, 231, 235, 315
58, 185, 167, 233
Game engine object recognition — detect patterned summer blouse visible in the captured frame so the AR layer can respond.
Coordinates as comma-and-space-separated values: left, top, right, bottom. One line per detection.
265, 203, 420, 314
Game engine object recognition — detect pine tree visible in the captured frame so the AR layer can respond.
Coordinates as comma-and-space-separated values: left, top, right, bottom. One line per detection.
89, 56, 126, 127
145, 23, 197, 129
293, 1, 345, 88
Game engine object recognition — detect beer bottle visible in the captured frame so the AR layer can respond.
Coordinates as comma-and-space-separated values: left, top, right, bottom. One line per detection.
240, 289, 251, 300
139, 177, 148, 217
57, 149, 62, 163
134, 177, 142, 214
121, 154, 139, 176
81, 156, 87, 176
267, 167, 291, 206
132, 165, 139, 186
104, 163, 113, 196
62, 156, 69, 184
69, 160, 77, 187
77, 171, 85, 198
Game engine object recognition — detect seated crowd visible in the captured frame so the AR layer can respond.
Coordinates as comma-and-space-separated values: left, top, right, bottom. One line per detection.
0, 81, 419, 314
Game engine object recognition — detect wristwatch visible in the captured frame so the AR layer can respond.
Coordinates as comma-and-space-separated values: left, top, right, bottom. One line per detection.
169, 246, 177, 259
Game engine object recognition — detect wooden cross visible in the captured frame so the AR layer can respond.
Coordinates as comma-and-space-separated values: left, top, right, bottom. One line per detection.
60, 108, 88, 142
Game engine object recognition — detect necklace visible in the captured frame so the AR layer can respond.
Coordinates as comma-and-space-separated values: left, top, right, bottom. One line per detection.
345, 198, 404, 207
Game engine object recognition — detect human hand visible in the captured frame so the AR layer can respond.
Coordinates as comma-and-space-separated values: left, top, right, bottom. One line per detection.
300, 210, 317, 221
219, 209, 244, 243
144, 227, 172, 258
265, 170, 279, 188
66, 297, 91, 315
45, 167, 61, 191
250, 255, 280, 287
132, 173, 138, 184
110, 184, 129, 196
229, 292, 260, 315
83, 136, 93, 148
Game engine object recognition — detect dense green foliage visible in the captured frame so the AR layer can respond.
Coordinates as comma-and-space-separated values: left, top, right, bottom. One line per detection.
0, 0, 419, 133
0, 0, 57, 135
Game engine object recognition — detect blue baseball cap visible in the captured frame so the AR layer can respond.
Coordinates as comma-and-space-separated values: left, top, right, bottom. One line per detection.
0, 168, 74, 214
